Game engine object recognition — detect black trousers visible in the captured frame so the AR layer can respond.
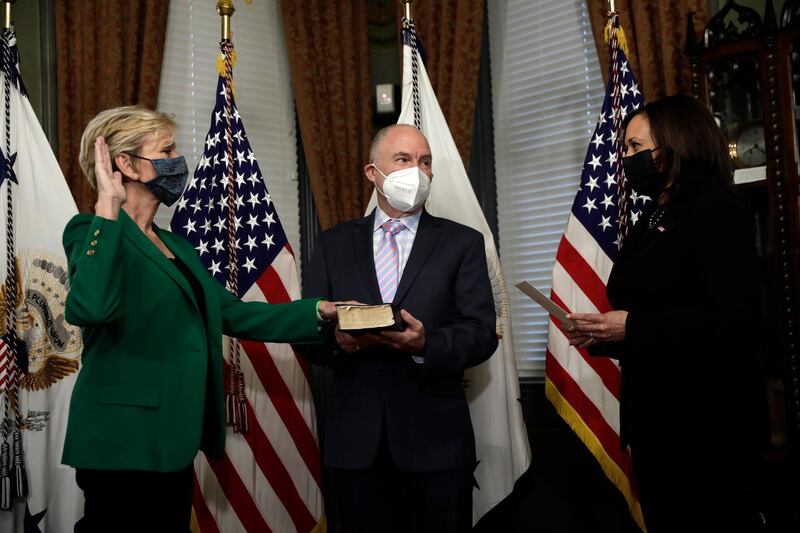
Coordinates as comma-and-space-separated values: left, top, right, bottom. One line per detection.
632, 449, 764, 533
74, 465, 193, 533
331, 428, 474, 533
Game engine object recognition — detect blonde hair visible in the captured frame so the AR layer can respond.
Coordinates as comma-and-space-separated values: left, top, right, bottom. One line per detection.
79, 105, 177, 189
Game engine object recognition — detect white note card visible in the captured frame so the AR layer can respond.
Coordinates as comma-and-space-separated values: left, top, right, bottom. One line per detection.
515, 281, 576, 329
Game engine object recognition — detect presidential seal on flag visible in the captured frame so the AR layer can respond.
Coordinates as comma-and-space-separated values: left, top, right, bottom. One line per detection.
10, 252, 81, 392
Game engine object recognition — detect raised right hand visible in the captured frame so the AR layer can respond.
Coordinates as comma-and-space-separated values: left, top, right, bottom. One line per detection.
94, 136, 126, 218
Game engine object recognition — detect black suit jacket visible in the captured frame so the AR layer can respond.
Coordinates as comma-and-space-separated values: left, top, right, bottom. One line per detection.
301, 209, 498, 472
591, 181, 763, 457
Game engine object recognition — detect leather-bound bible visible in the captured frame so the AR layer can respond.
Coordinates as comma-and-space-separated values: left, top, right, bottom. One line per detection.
336, 304, 406, 333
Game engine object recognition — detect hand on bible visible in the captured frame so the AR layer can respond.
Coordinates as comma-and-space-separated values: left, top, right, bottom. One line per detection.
319, 300, 363, 321
318, 300, 337, 321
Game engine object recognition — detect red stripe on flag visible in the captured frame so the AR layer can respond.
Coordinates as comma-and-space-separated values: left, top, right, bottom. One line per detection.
256, 263, 312, 379
556, 237, 612, 313
550, 293, 620, 398
545, 351, 627, 470
206, 454, 273, 533
291, 345, 311, 380
192, 474, 221, 533
256, 263, 292, 304
239, 396, 318, 532
239, 339, 323, 486
218, 359, 318, 531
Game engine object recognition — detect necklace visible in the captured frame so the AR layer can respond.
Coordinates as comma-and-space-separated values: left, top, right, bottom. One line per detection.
647, 206, 668, 230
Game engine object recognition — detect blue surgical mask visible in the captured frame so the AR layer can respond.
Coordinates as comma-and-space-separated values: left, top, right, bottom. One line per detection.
127, 153, 189, 207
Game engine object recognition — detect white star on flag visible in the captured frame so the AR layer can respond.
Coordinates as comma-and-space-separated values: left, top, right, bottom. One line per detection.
196, 240, 209, 256
242, 256, 257, 273
183, 219, 196, 235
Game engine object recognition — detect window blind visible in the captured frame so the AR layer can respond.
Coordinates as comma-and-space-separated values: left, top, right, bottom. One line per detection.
489, 0, 605, 377
156, 0, 301, 261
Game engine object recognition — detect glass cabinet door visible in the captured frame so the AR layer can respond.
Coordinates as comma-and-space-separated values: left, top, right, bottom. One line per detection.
706, 54, 767, 181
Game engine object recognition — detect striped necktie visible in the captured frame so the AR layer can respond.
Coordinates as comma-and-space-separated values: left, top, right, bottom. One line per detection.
375, 219, 406, 303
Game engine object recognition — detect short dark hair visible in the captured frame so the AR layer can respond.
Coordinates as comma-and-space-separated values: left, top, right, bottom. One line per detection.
623, 95, 733, 200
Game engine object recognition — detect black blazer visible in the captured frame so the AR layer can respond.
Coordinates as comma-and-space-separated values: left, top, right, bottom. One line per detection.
592, 181, 763, 457
301, 209, 498, 471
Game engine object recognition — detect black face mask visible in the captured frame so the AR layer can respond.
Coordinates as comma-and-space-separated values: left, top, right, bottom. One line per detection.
622, 148, 664, 200
127, 153, 189, 207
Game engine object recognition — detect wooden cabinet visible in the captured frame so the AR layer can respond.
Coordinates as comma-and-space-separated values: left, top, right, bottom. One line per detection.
687, 1, 800, 459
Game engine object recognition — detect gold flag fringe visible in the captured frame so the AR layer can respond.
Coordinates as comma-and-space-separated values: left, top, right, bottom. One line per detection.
216, 50, 237, 95
604, 18, 630, 57
545, 378, 647, 532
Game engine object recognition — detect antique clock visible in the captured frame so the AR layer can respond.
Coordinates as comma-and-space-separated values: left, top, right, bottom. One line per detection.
729, 120, 767, 169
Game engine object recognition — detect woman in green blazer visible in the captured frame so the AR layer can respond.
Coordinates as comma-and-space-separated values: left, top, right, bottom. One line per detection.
62, 106, 337, 532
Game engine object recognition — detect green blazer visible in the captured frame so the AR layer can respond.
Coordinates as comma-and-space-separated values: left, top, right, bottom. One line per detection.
61, 211, 321, 472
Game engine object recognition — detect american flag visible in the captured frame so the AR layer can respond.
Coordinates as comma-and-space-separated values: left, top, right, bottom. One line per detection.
171, 65, 324, 532
544, 13, 647, 530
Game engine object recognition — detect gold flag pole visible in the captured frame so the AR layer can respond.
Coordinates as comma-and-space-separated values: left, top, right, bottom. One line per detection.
217, 0, 235, 42
400, 0, 414, 20
3, 0, 15, 30
216, 0, 253, 434
217, 0, 253, 42
609, 0, 616, 12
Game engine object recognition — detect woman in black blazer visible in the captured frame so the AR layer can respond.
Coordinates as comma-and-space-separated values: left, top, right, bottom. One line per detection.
567, 95, 764, 532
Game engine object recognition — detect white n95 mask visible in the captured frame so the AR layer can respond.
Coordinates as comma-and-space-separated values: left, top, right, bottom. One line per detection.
373, 165, 431, 213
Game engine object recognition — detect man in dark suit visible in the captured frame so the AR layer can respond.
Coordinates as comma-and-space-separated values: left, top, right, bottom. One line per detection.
302, 124, 497, 533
